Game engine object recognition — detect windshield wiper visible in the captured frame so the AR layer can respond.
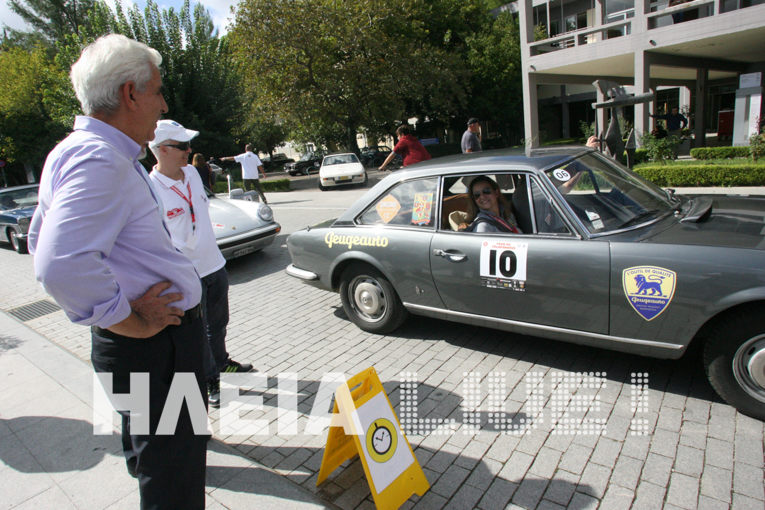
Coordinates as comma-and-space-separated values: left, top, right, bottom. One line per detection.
619, 209, 660, 229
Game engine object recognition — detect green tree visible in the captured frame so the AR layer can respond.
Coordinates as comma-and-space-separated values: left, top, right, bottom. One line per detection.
465, 11, 524, 146
0, 46, 71, 176
6, 0, 97, 43
229, 0, 467, 152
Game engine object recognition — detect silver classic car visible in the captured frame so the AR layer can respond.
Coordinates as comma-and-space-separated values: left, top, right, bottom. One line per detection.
209, 188, 280, 259
286, 148, 765, 420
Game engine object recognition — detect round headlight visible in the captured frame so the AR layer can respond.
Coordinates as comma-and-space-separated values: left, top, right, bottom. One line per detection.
257, 204, 273, 222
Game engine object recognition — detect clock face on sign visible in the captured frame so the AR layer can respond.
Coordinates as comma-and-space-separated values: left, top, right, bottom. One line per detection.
365, 418, 397, 463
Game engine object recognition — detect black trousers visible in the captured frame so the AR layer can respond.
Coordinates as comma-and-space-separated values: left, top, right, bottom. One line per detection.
201, 267, 230, 381
243, 178, 268, 203
91, 314, 208, 510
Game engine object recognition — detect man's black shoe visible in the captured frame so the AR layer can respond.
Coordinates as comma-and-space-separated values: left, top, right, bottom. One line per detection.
222, 359, 253, 373
208, 379, 221, 409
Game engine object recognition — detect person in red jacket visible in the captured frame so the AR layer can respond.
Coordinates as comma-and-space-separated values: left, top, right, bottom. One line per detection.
378, 124, 432, 171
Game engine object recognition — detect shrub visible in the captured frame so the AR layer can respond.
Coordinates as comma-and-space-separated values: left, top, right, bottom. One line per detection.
640, 132, 680, 163
750, 132, 765, 162
634, 164, 765, 187
690, 146, 751, 160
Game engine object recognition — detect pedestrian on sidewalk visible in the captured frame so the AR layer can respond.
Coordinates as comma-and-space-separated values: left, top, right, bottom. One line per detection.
149, 119, 254, 409
27, 34, 208, 509
378, 124, 431, 171
461, 117, 482, 153
220, 144, 268, 203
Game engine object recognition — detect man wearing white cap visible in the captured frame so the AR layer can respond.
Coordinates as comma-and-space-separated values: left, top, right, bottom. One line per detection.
220, 144, 268, 203
149, 120, 253, 408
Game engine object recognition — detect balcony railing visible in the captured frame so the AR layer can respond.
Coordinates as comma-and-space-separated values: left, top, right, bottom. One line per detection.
529, 0, 756, 56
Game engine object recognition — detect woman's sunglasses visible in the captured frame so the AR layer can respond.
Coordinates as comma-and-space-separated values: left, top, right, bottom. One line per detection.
472, 187, 493, 198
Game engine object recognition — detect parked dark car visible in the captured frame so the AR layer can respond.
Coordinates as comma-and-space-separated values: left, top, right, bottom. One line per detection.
284, 150, 326, 176
360, 146, 402, 169
0, 184, 39, 254
262, 153, 294, 172
287, 147, 765, 420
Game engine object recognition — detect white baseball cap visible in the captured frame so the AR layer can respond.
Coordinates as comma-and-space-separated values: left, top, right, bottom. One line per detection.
150, 119, 199, 148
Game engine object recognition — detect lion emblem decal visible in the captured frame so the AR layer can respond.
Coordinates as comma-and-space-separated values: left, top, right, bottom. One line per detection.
622, 266, 676, 321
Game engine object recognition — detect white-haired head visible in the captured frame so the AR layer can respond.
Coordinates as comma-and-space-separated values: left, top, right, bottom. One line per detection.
70, 34, 162, 116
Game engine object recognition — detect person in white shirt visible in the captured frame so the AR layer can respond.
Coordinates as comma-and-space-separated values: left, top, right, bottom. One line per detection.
149, 120, 253, 407
220, 143, 268, 203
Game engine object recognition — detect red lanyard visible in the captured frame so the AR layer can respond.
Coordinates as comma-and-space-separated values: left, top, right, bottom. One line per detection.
170, 182, 195, 232
489, 213, 519, 233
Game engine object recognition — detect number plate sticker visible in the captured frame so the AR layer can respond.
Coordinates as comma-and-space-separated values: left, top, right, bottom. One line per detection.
479, 240, 528, 291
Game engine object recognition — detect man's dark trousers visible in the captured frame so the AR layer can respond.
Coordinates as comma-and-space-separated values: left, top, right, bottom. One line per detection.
201, 267, 230, 379
91, 312, 208, 510
243, 178, 268, 203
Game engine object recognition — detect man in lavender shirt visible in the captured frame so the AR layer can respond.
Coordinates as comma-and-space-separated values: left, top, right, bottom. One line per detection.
28, 35, 207, 509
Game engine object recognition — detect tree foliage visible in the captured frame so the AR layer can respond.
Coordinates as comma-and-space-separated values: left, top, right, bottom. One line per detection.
0, 46, 71, 171
229, 0, 471, 152
6, 0, 97, 43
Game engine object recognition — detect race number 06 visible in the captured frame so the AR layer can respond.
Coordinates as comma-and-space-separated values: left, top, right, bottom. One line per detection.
488, 249, 517, 278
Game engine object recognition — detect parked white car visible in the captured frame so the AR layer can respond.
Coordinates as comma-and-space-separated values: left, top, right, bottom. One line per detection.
318, 153, 367, 191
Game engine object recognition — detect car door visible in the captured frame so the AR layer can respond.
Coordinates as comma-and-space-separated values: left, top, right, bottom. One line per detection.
429, 173, 610, 334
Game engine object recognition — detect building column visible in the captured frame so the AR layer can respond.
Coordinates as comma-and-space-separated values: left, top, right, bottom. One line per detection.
679, 86, 691, 113
519, 0, 539, 147
561, 86, 570, 139
695, 69, 708, 147
634, 50, 652, 146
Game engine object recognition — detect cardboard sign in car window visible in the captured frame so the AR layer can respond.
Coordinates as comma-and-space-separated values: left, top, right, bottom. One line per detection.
376, 195, 401, 224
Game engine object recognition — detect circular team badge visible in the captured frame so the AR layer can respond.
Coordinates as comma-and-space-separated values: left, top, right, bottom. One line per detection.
366, 418, 397, 463
553, 168, 571, 182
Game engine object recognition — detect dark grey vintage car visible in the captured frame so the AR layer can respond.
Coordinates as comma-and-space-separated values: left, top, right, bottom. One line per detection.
286, 148, 765, 419
0, 184, 39, 254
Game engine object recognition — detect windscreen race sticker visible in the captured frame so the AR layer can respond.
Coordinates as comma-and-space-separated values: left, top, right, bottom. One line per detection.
479, 240, 528, 291
622, 266, 676, 321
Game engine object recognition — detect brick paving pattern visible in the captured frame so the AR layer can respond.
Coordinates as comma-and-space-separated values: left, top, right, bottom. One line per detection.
1, 186, 763, 509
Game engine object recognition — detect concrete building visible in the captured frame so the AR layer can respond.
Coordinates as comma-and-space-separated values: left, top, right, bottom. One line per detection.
515, 0, 765, 147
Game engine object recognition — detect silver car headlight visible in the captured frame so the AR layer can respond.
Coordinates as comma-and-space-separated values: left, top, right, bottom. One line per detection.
257, 204, 273, 222
17, 217, 30, 233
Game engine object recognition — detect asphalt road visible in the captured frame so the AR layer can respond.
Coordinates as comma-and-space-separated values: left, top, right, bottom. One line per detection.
1, 178, 763, 510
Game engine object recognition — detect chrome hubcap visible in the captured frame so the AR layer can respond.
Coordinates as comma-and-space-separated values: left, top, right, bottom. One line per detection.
351, 278, 386, 322
733, 335, 765, 402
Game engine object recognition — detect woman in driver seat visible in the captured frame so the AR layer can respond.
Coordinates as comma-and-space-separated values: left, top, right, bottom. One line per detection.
466, 175, 523, 233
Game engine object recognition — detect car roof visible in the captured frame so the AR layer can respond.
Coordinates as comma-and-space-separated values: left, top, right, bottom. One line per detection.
336, 146, 592, 220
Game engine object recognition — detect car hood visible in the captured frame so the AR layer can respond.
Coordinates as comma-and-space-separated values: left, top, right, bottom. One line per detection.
320, 163, 363, 176
645, 195, 765, 250
0, 206, 36, 219
208, 196, 267, 239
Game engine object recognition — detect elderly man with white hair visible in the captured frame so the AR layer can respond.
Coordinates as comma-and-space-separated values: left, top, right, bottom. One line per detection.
28, 35, 208, 509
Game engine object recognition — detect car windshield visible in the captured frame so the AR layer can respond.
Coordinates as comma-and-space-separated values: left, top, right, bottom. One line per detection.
299, 152, 315, 161
0, 187, 39, 210
324, 154, 359, 165
545, 152, 676, 234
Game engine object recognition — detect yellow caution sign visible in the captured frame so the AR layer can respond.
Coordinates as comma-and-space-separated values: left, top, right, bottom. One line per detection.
316, 367, 429, 509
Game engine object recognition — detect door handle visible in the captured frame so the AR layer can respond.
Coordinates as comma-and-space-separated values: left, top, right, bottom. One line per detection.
433, 249, 467, 262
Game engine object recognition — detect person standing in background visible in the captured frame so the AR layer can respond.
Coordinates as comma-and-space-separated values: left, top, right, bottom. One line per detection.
378, 124, 432, 171
192, 152, 214, 189
461, 117, 482, 153
220, 144, 268, 203
27, 34, 208, 509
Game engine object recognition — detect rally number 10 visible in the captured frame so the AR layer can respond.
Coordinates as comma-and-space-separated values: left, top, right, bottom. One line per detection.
488, 249, 517, 278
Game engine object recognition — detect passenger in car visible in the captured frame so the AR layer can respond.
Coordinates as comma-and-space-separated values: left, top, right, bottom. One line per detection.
465, 175, 523, 233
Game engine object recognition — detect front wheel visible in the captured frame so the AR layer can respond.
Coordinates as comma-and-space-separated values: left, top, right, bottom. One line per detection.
339, 263, 407, 334
9, 229, 28, 254
703, 309, 765, 420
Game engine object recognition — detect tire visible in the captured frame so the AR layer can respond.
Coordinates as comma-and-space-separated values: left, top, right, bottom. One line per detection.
9, 229, 28, 254
702, 309, 765, 421
319, 183, 327, 191
339, 263, 408, 334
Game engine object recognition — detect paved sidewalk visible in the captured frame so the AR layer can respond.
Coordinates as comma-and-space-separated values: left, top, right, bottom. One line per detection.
0, 310, 331, 510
